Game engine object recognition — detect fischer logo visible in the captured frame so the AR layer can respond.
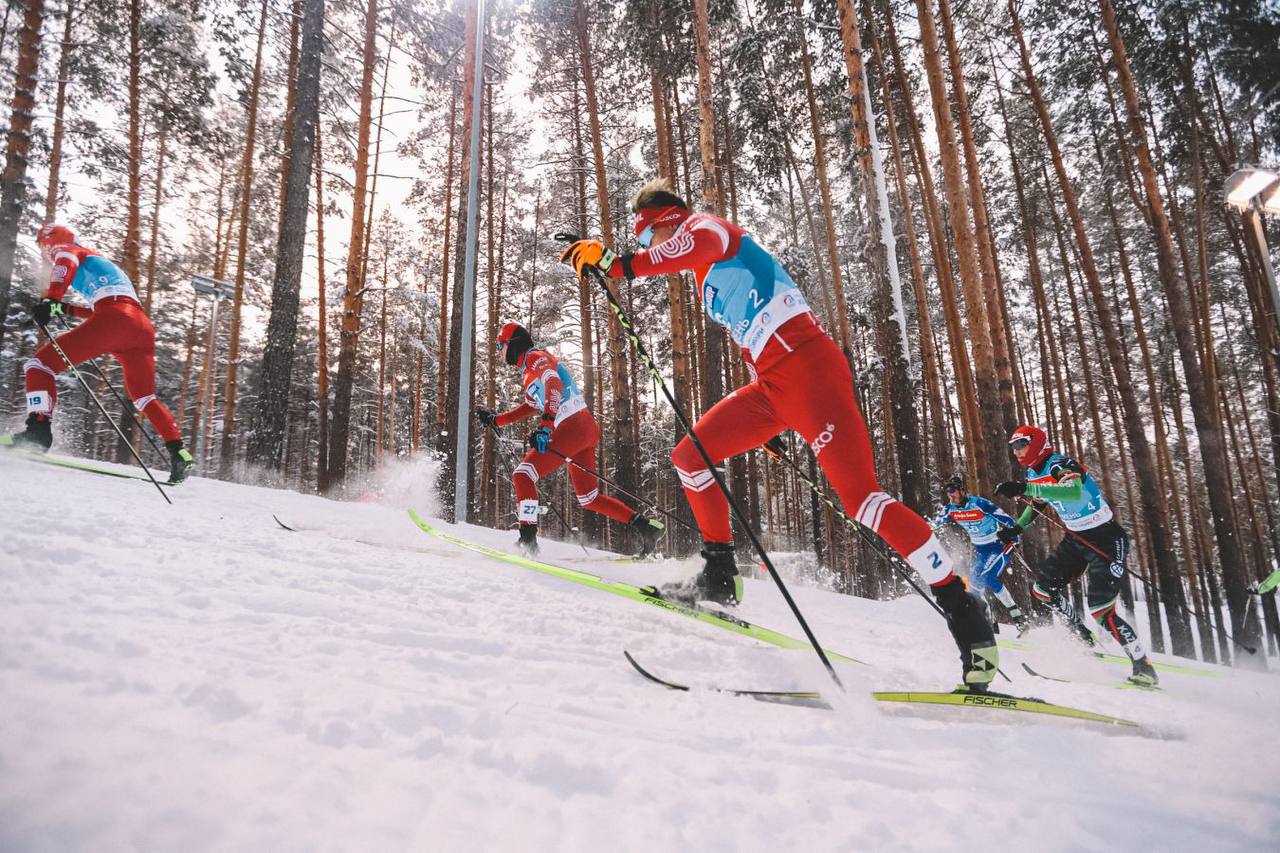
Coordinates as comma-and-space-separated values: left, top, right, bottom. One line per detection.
962, 695, 1018, 708
810, 423, 836, 456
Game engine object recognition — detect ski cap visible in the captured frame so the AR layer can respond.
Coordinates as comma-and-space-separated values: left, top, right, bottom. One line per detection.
496, 321, 534, 366
36, 223, 76, 248
1009, 425, 1050, 467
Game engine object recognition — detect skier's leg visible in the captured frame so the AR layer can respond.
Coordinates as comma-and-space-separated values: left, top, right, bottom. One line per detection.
772, 333, 995, 684
1030, 539, 1093, 644
15, 312, 116, 450
670, 382, 783, 543
1082, 523, 1150, 664
116, 346, 181, 443
511, 445, 565, 549
558, 414, 635, 524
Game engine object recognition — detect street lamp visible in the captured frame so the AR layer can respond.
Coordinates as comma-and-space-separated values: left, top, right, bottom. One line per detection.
1224, 166, 1280, 335
191, 274, 234, 465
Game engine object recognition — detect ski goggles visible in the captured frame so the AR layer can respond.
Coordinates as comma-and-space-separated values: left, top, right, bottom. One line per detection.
1009, 435, 1033, 451
637, 225, 655, 248
944, 484, 965, 493
496, 340, 507, 354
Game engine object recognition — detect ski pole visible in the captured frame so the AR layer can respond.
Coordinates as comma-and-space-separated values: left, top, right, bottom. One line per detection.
559, 236, 844, 690
34, 321, 172, 504
56, 316, 167, 462
1016, 497, 1257, 656
491, 432, 699, 534
761, 438, 1013, 682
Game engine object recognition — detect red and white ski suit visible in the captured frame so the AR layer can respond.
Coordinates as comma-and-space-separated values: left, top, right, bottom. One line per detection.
497, 348, 636, 527
610, 213, 955, 586
25, 243, 181, 443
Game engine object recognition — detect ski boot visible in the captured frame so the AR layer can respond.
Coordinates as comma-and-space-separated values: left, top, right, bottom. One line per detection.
1008, 606, 1032, 638
5, 413, 53, 453
166, 439, 194, 484
1128, 656, 1159, 688
515, 523, 539, 557
659, 541, 743, 606
961, 642, 1000, 693
629, 513, 664, 557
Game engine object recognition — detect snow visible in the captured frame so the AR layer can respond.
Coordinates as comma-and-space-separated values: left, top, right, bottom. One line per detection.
2, 451, 1278, 852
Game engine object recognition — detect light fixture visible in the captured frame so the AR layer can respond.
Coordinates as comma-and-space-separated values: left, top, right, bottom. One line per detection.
1224, 166, 1280, 210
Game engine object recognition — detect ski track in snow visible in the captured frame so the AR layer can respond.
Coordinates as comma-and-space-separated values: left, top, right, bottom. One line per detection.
1, 452, 1278, 852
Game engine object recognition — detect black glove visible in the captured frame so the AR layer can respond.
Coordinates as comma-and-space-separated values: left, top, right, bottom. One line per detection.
32, 299, 65, 326
762, 435, 787, 459
996, 523, 1023, 546
994, 480, 1026, 499
475, 409, 497, 430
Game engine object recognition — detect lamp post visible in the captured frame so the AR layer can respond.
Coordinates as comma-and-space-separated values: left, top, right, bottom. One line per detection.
1224, 166, 1280, 334
191, 274, 233, 465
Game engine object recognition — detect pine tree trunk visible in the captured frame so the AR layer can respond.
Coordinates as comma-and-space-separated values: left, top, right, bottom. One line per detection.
121, 0, 142, 280
692, 0, 725, 406
435, 91, 457, 448
43, 0, 72, 222
249, 0, 324, 469
315, 130, 331, 493
1099, 0, 1258, 660
218, 0, 271, 469
575, 0, 637, 498
326, 0, 378, 489
0, 0, 44, 337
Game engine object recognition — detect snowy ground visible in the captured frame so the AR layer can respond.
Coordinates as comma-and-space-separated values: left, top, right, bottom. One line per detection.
2, 451, 1278, 852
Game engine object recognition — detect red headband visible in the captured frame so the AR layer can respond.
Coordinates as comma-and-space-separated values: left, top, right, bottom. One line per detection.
633, 205, 689, 237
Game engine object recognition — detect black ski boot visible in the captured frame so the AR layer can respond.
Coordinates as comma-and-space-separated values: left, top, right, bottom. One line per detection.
934, 576, 999, 691
6, 413, 53, 453
1010, 608, 1032, 638
629, 513, 664, 556
1129, 656, 1159, 688
516, 523, 539, 556
166, 439, 194, 484
660, 541, 742, 606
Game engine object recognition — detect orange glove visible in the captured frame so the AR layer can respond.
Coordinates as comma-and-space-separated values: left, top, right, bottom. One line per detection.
559, 239, 617, 280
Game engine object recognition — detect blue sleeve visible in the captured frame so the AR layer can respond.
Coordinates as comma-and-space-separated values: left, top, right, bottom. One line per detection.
974, 496, 1016, 527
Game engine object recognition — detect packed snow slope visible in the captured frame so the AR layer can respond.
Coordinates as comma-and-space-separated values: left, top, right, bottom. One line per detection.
2, 452, 1278, 852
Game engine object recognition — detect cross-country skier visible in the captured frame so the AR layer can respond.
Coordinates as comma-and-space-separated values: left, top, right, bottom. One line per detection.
4, 224, 193, 484
559, 178, 999, 691
932, 474, 1030, 635
475, 322, 663, 557
994, 425, 1158, 686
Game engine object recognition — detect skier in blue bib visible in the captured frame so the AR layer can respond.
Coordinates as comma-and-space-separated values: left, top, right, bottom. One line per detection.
932, 475, 1030, 635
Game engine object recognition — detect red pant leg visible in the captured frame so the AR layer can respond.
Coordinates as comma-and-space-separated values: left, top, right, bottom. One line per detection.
764, 334, 956, 586
671, 382, 785, 543
24, 309, 128, 414
559, 414, 636, 524
107, 303, 179, 443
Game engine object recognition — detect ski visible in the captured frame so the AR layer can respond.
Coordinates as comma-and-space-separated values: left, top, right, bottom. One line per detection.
624, 651, 831, 709
273, 514, 298, 532
408, 509, 865, 664
624, 652, 1142, 728
999, 638, 1224, 678
2, 442, 167, 486
1021, 662, 1163, 692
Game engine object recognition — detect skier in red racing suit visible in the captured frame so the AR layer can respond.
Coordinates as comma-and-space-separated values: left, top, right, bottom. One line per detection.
561, 179, 997, 689
476, 322, 663, 557
5, 224, 193, 483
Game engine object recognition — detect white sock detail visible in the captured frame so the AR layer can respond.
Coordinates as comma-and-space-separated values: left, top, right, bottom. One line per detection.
514, 462, 539, 484
23, 358, 56, 379
905, 534, 954, 585
575, 488, 599, 507
517, 499, 541, 524
25, 390, 52, 415
132, 394, 156, 412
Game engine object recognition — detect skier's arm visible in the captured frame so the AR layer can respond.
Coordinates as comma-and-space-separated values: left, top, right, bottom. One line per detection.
1251, 569, 1280, 596
495, 402, 538, 427
1025, 470, 1085, 503
609, 221, 730, 279
44, 248, 81, 302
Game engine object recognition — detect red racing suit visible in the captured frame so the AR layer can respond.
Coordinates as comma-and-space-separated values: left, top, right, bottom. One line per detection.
609, 213, 955, 586
24, 242, 181, 443
497, 348, 636, 527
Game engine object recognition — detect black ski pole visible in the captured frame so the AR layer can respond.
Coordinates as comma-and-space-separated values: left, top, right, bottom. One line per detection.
56, 316, 167, 462
559, 238, 843, 690
1016, 497, 1258, 656
35, 322, 172, 504
760, 438, 1013, 682
491, 432, 698, 534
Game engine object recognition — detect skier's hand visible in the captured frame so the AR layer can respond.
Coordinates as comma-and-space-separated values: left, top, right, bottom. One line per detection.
32, 299, 65, 326
559, 239, 616, 280
994, 480, 1026, 499
475, 408, 498, 430
762, 435, 787, 459
997, 523, 1023, 546
529, 424, 552, 453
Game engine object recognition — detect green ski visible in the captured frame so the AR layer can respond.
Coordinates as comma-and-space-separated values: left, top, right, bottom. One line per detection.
408, 509, 864, 664
1, 441, 163, 485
